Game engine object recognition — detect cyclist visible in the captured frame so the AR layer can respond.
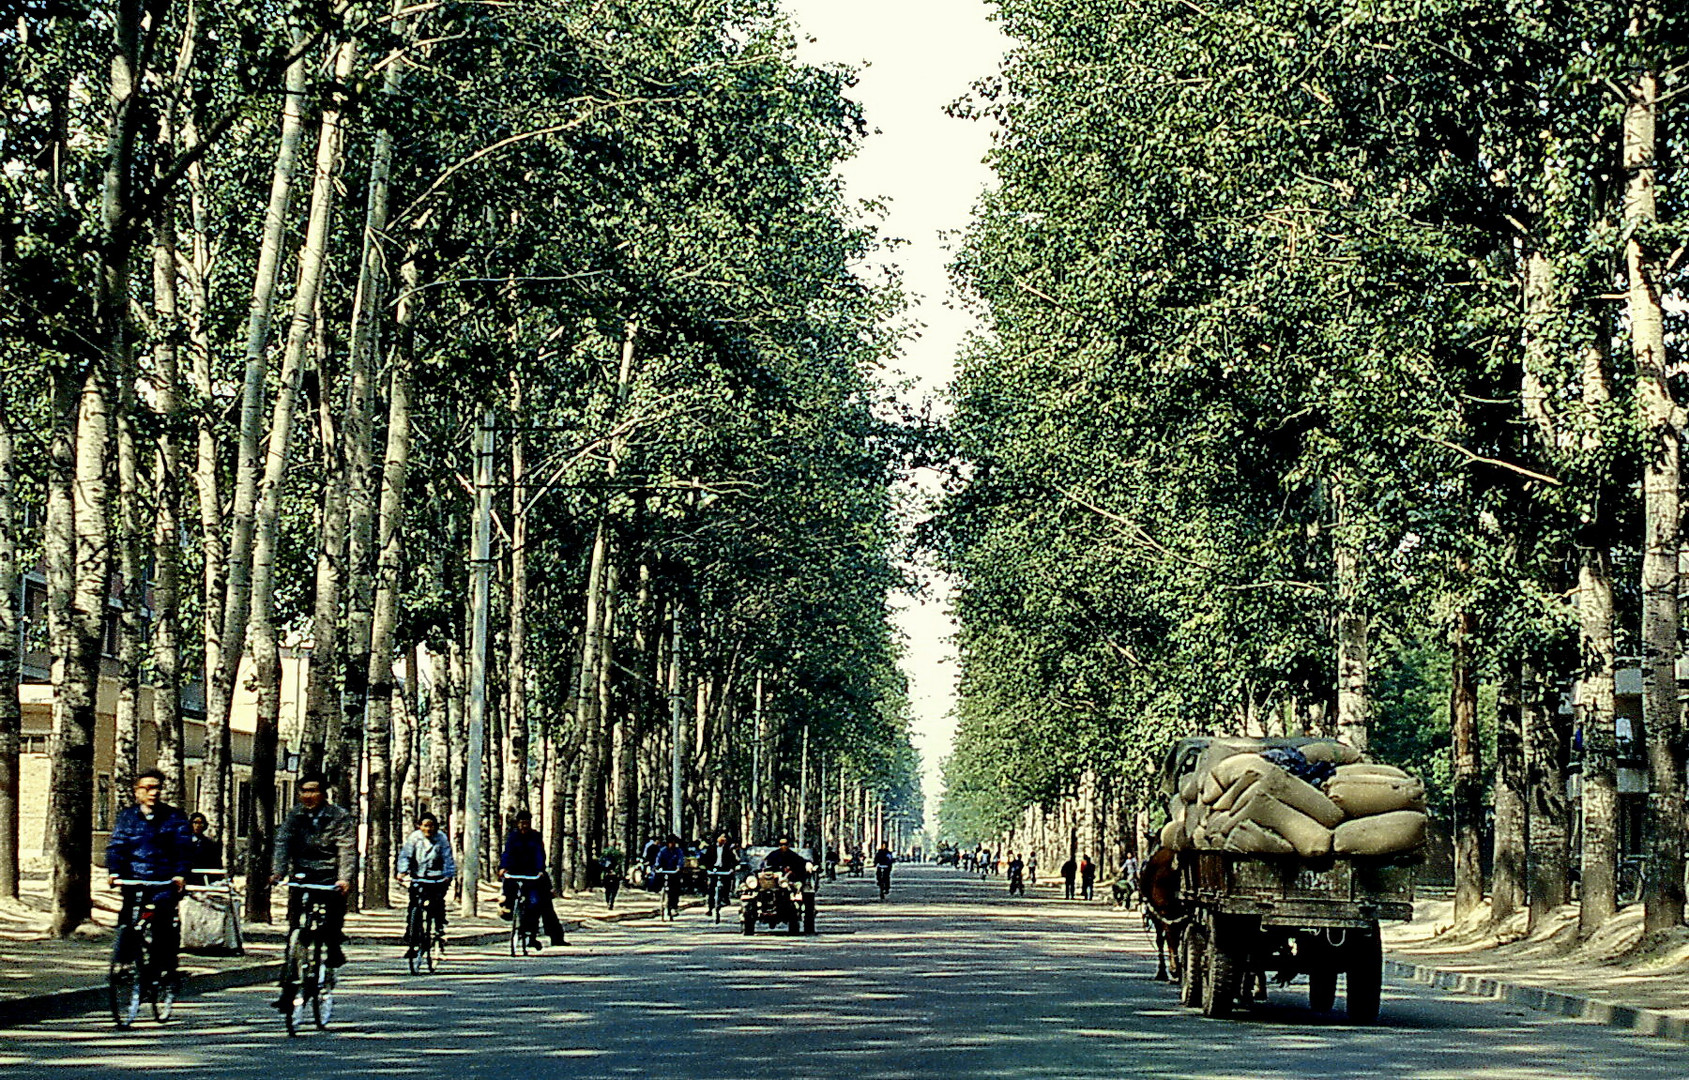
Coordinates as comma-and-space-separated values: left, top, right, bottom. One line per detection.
701, 832, 739, 912
396, 811, 455, 955
498, 810, 567, 947
653, 834, 686, 914
874, 842, 895, 899
106, 768, 192, 982
269, 772, 355, 1008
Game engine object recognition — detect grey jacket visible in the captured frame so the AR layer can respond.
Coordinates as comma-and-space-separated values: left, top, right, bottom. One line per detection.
396, 830, 456, 881
274, 802, 357, 884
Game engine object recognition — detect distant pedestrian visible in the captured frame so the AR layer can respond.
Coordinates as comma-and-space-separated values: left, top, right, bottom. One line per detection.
1007, 853, 1025, 896
1028, 853, 1038, 886
1061, 856, 1077, 899
1080, 855, 1096, 901
599, 848, 623, 909
185, 812, 222, 886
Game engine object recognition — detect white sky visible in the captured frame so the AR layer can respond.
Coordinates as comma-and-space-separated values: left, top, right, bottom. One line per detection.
784, 1, 1009, 830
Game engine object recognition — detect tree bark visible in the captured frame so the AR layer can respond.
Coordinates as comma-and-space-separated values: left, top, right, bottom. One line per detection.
0, 408, 19, 901
206, 38, 308, 860
1333, 482, 1368, 753
1449, 601, 1482, 922
361, 249, 419, 908
246, 33, 359, 922
147, 159, 185, 802
300, 332, 347, 780
1625, 67, 1684, 936
1491, 662, 1526, 924
1578, 547, 1620, 936
112, 367, 144, 794
1523, 656, 1569, 933
502, 377, 530, 824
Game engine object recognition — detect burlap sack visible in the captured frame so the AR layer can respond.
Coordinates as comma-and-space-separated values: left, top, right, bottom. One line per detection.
1159, 816, 1189, 852
1326, 766, 1426, 817
1222, 818, 1295, 856
1179, 769, 1201, 804
1193, 741, 1265, 804
1297, 740, 1363, 766
1332, 810, 1427, 856
1210, 756, 1344, 828
1333, 762, 1410, 780
1200, 771, 1226, 806
1230, 789, 1333, 858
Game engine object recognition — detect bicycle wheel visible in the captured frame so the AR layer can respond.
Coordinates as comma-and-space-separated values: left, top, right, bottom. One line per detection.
108, 927, 141, 1029
311, 936, 335, 1029
150, 967, 177, 1023
282, 928, 307, 1037
509, 906, 521, 957
407, 904, 425, 976
427, 930, 442, 974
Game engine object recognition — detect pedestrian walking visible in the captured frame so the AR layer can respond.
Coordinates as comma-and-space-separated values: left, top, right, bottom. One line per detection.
1028, 852, 1038, 886
1060, 855, 1077, 899
599, 848, 623, 909
1007, 852, 1025, 896
1080, 855, 1096, 901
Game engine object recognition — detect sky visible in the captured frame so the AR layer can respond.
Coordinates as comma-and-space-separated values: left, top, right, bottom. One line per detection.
782, 2, 1011, 830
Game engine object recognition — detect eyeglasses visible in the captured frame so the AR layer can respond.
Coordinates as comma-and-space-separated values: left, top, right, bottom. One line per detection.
135, 783, 161, 792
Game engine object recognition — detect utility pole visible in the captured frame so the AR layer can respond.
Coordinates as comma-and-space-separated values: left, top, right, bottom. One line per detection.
798, 723, 809, 853
750, 672, 762, 845
460, 409, 493, 917
669, 606, 682, 838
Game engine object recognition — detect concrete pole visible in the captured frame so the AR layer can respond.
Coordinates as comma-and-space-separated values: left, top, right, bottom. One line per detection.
750, 672, 762, 845
460, 409, 494, 917
669, 606, 682, 838
798, 724, 809, 853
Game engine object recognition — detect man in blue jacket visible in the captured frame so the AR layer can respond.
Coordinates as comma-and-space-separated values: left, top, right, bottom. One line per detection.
106, 768, 193, 977
498, 810, 567, 947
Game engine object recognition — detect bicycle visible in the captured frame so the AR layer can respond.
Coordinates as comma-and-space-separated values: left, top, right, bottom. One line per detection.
505, 873, 544, 956
876, 865, 892, 901
1616, 855, 1648, 906
109, 879, 180, 1028
279, 879, 340, 1036
403, 876, 448, 975
706, 868, 736, 923
654, 868, 682, 921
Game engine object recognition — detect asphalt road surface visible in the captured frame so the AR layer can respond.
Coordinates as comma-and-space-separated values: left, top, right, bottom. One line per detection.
1, 865, 1683, 1079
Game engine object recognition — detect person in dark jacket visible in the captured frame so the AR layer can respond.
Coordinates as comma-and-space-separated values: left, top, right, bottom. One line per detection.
498, 810, 567, 946
184, 812, 222, 886
106, 768, 192, 976
1007, 852, 1025, 896
270, 772, 357, 992
1080, 855, 1097, 901
652, 834, 687, 913
598, 849, 624, 910
760, 836, 809, 883
1060, 856, 1078, 899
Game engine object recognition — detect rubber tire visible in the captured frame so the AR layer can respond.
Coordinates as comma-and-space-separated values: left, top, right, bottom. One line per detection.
109, 964, 140, 1030
1200, 923, 1241, 1019
803, 896, 817, 935
151, 970, 177, 1023
742, 906, 756, 936
312, 937, 334, 1030
1308, 967, 1337, 1013
1178, 931, 1204, 1008
283, 928, 306, 1037
1345, 931, 1382, 1025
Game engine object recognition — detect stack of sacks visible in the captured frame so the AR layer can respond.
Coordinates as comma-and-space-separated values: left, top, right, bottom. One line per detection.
1327, 763, 1427, 856
1163, 740, 1427, 859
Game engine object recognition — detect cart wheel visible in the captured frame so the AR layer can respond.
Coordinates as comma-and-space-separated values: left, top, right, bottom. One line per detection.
1200, 922, 1241, 1019
1177, 930, 1203, 1008
1345, 931, 1382, 1024
803, 895, 817, 935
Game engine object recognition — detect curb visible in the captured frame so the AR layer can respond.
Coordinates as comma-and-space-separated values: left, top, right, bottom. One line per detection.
1384, 957, 1689, 1043
0, 898, 693, 1029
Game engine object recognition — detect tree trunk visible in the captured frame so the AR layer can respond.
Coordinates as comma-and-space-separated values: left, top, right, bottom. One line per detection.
1449, 602, 1482, 922
112, 371, 143, 794
1491, 662, 1526, 924
301, 332, 346, 780
1333, 483, 1368, 753
1523, 656, 1569, 933
246, 34, 359, 922
206, 37, 308, 863
571, 524, 611, 891
361, 250, 419, 908
0, 409, 19, 901
428, 641, 451, 819
502, 378, 530, 824
1625, 68, 1684, 936
1578, 549, 1621, 936
147, 171, 185, 802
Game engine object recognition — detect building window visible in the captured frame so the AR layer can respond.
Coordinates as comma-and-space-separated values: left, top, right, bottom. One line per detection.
20, 734, 49, 754
95, 774, 113, 831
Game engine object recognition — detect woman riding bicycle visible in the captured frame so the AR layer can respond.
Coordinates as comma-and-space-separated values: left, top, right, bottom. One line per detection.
396, 811, 455, 954
498, 810, 567, 947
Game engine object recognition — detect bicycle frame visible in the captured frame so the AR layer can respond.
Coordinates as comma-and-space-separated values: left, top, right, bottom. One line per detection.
282, 880, 340, 1035
406, 877, 448, 973
505, 873, 544, 955
109, 878, 177, 1028
654, 868, 682, 920
707, 869, 736, 922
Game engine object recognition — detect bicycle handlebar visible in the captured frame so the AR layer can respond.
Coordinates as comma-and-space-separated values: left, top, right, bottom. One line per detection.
287, 880, 340, 892
503, 872, 543, 881
113, 879, 176, 887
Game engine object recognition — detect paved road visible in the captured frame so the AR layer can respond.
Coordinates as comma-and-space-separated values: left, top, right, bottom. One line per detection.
1, 866, 1683, 1079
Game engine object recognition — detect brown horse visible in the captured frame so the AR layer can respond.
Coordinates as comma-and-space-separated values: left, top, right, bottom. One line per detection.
1138, 846, 1185, 982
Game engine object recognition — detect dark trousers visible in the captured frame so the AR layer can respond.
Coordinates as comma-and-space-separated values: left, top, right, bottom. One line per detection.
118, 885, 181, 972
1063, 877, 1076, 899
604, 876, 621, 909
1082, 880, 1095, 901
503, 873, 567, 944
406, 881, 449, 942
285, 885, 347, 946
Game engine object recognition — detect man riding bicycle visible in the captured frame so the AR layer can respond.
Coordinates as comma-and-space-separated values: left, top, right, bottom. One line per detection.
873, 842, 895, 899
269, 773, 355, 1008
653, 834, 686, 913
106, 768, 192, 981
396, 811, 455, 955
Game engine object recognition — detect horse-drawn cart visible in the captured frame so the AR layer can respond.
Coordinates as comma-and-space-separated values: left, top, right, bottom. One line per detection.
1146, 736, 1421, 1023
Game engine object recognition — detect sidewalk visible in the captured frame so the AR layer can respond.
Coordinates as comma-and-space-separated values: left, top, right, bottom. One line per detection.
1380, 895, 1689, 1041
0, 874, 686, 1027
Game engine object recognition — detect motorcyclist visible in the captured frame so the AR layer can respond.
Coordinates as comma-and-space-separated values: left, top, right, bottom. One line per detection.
760, 836, 809, 883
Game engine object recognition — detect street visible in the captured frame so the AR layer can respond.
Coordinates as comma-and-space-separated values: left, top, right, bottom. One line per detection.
0, 866, 1681, 1079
